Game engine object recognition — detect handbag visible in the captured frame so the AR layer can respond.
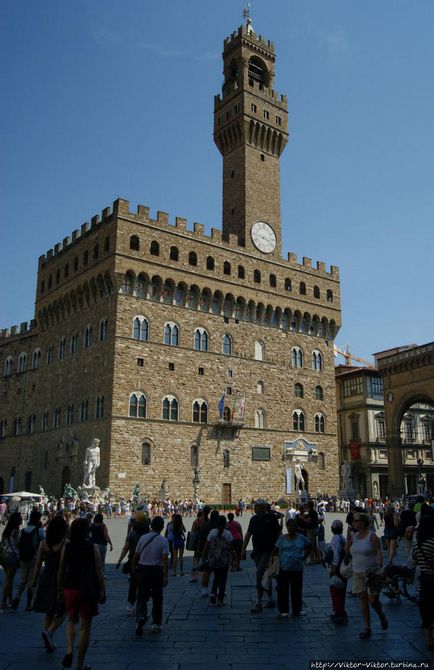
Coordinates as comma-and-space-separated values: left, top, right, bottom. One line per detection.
268, 555, 280, 579
340, 555, 353, 579
186, 531, 197, 551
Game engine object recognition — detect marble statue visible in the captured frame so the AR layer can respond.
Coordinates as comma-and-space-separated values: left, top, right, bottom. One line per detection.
294, 461, 305, 492
341, 461, 353, 490
83, 438, 101, 488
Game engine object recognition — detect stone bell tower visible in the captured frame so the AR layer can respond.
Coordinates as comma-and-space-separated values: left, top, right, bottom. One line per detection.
214, 16, 288, 258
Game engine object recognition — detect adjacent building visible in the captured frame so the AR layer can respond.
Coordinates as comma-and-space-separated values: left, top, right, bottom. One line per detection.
0, 20, 341, 502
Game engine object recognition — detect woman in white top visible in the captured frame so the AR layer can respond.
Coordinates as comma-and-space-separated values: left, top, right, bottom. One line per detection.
345, 513, 387, 639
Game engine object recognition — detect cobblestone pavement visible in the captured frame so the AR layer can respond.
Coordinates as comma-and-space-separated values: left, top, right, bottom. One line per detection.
0, 513, 433, 670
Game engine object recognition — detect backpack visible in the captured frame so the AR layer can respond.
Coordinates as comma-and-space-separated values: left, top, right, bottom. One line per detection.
207, 533, 231, 569
18, 527, 39, 562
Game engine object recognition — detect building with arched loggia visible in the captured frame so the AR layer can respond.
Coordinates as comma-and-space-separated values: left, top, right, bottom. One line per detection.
0, 19, 341, 502
375, 343, 434, 498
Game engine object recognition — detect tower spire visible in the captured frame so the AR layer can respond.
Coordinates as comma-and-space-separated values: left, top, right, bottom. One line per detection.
242, 2, 254, 35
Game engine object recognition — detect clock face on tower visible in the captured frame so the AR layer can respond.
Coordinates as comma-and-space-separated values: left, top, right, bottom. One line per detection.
251, 221, 276, 253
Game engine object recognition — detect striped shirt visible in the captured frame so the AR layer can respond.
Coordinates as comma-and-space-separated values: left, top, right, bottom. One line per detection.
413, 538, 434, 574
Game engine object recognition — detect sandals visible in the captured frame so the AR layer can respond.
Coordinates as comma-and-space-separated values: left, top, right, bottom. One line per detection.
359, 628, 371, 639
62, 652, 73, 668
380, 614, 388, 630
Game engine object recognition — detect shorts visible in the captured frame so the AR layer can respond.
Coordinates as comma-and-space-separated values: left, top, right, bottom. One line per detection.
351, 571, 379, 596
173, 537, 185, 550
384, 529, 398, 540
64, 588, 99, 620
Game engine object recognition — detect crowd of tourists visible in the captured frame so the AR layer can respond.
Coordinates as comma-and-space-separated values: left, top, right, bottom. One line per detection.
1, 493, 434, 669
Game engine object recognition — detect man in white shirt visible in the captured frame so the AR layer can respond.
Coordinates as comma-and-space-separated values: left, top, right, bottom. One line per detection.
133, 516, 169, 636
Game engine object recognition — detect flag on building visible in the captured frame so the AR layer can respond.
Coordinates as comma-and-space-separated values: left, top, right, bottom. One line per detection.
218, 393, 225, 418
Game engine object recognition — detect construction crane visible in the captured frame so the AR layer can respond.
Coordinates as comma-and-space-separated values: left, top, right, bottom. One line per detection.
334, 344, 375, 368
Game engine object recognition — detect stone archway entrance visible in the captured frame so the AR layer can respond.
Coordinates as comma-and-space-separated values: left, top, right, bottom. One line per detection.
376, 343, 434, 497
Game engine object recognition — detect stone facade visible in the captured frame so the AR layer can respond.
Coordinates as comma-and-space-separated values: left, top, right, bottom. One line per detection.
0, 22, 342, 502
375, 343, 434, 497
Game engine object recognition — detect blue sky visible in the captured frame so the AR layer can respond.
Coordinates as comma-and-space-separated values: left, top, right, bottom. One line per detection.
1, 1, 433, 363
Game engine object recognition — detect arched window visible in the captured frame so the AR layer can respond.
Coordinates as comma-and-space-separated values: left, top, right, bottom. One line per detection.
315, 413, 325, 433
47, 345, 54, 364
164, 322, 179, 346
285, 278, 292, 291
238, 265, 245, 279
313, 286, 320, 299
27, 415, 36, 434
80, 400, 89, 422
207, 256, 215, 270
189, 251, 197, 266
133, 316, 149, 341
318, 452, 326, 470
84, 325, 93, 348
66, 404, 74, 426
99, 319, 108, 342
32, 349, 41, 369
222, 334, 232, 356
248, 56, 267, 84
300, 282, 306, 295
58, 337, 66, 359
312, 350, 323, 371
42, 411, 49, 431
327, 289, 333, 303
142, 442, 151, 465
17, 352, 27, 374
292, 410, 305, 431
254, 269, 261, 283
194, 328, 208, 351
0, 420, 6, 439
295, 383, 304, 399
193, 399, 208, 424
291, 347, 303, 368
56, 269, 61, 284
150, 240, 159, 256
223, 261, 231, 275
162, 396, 178, 421
223, 449, 230, 468
13, 417, 22, 436
93, 243, 99, 259
96, 396, 104, 419
375, 412, 385, 440
254, 341, 264, 361
53, 407, 61, 428
255, 409, 265, 429
170, 246, 179, 261
223, 406, 231, 422
129, 392, 146, 418
4, 356, 13, 376
70, 334, 78, 354
315, 385, 324, 401
257, 380, 264, 394
269, 274, 277, 288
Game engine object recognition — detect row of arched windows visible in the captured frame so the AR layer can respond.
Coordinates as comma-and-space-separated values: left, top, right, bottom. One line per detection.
3, 320, 109, 376
0, 397, 105, 438
127, 392, 326, 431
120, 272, 338, 339
132, 316, 326, 366
127, 240, 335, 302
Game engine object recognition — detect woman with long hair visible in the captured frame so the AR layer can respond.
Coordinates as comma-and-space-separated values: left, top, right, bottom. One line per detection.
189, 510, 204, 583
89, 512, 113, 574
172, 513, 186, 576
1, 511, 22, 610
203, 515, 233, 606
413, 513, 434, 650
58, 517, 105, 670
31, 514, 68, 652
345, 513, 387, 639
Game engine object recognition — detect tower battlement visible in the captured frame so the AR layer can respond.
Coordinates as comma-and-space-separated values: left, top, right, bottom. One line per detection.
224, 25, 275, 54
37, 198, 339, 279
0, 320, 37, 341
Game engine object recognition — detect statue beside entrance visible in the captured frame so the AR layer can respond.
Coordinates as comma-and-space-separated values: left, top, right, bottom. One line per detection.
83, 438, 101, 489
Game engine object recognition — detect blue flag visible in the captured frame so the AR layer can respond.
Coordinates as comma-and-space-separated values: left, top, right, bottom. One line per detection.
218, 393, 225, 418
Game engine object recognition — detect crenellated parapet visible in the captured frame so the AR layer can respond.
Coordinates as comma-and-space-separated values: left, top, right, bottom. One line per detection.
36, 198, 339, 281
0, 320, 38, 341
